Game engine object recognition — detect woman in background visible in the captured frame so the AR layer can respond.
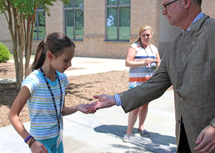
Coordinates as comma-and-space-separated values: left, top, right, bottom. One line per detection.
123, 25, 161, 142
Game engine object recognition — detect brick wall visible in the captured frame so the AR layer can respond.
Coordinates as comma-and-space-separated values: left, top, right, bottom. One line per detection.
202, 0, 215, 18
46, 1, 64, 35
76, 0, 160, 59
0, 13, 11, 41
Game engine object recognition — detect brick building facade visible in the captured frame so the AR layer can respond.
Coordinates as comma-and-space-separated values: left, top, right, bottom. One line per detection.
0, 0, 214, 59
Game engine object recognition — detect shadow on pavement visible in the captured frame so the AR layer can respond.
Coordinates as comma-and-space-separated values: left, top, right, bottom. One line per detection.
94, 124, 177, 153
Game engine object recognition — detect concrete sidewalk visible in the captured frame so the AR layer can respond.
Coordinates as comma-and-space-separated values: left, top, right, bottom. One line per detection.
0, 57, 176, 153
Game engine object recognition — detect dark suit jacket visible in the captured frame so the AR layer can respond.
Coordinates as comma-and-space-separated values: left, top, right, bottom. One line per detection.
118, 14, 215, 153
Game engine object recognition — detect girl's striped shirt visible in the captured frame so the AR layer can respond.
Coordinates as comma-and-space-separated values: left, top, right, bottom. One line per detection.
22, 70, 69, 140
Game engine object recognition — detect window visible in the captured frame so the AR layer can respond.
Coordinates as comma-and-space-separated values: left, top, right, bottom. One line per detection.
33, 7, 46, 40
64, 0, 84, 40
106, 0, 130, 41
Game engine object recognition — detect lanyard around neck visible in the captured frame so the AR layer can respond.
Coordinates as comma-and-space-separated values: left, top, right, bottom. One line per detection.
139, 41, 154, 59
40, 67, 63, 131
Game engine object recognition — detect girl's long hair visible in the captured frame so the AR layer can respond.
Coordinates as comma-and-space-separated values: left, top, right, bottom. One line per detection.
30, 32, 75, 72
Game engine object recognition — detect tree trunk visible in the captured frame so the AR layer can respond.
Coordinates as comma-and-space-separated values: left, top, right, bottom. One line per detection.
11, 6, 22, 90
25, 13, 36, 77
3, 1, 18, 88
4, 1, 22, 90
18, 13, 25, 90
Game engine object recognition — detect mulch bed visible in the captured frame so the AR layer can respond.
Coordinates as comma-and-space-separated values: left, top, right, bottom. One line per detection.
0, 61, 129, 127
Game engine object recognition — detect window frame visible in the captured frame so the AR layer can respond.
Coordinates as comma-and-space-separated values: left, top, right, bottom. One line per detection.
34, 8, 45, 40
64, 0, 84, 41
105, 0, 130, 42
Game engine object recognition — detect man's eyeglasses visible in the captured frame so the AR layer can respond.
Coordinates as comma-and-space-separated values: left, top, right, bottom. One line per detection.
142, 34, 150, 37
161, 0, 178, 12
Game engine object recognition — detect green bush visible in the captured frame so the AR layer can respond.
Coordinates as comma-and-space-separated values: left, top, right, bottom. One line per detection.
0, 43, 10, 63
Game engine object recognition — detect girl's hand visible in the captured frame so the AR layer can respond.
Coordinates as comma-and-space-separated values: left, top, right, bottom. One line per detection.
77, 104, 96, 114
30, 140, 48, 153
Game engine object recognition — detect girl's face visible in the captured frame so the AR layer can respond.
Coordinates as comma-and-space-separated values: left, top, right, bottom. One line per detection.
51, 46, 75, 73
140, 29, 152, 46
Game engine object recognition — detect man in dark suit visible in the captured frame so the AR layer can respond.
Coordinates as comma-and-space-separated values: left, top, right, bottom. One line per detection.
89, 0, 215, 152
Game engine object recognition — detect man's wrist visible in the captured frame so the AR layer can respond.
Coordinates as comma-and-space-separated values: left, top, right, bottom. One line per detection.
114, 94, 122, 106
210, 118, 215, 128
210, 123, 215, 128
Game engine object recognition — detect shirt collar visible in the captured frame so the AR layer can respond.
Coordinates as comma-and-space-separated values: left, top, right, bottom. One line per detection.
186, 12, 204, 31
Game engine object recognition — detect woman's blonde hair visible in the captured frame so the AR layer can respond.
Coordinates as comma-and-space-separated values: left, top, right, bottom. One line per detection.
136, 25, 153, 42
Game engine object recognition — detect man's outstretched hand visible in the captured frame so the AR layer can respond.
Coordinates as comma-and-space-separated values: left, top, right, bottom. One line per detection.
88, 94, 117, 109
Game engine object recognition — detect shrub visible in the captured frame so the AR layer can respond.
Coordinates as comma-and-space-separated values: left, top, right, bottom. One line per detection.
0, 43, 10, 63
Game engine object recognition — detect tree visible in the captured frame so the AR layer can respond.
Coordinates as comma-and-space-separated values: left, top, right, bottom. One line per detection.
0, 0, 69, 90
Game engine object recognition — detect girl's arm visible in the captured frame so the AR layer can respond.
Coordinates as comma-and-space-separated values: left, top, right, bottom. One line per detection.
62, 100, 96, 116
8, 86, 48, 153
8, 87, 32, 140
